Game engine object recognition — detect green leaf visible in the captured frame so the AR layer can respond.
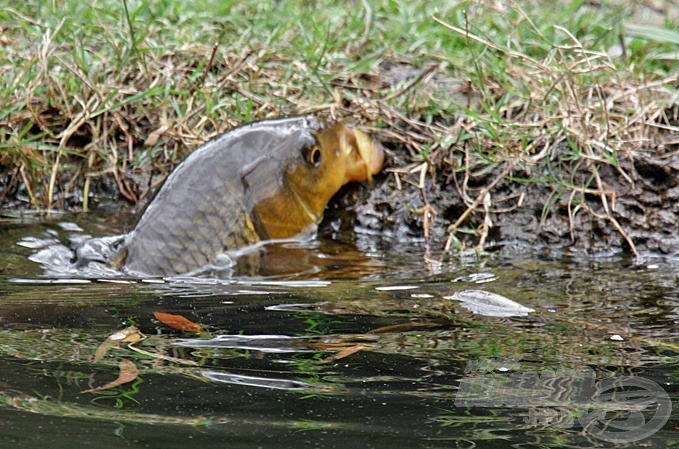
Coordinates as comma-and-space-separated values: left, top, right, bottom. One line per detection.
624, 24, 679, 45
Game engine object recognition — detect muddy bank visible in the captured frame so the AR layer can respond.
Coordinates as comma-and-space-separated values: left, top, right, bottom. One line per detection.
3, 120, 679, 260
324, 59, 679, 258
337, 128, 679, 258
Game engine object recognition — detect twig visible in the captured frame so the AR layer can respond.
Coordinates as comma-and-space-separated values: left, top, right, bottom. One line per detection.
19, 164, 37, 207
198, 42, 219, 88
444, 162, 514, 253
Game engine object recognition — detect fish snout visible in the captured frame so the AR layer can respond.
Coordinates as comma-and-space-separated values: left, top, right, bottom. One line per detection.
345, 129, 385, 183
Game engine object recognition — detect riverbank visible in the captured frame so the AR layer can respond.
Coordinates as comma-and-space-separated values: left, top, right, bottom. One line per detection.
1, 0, 677, 256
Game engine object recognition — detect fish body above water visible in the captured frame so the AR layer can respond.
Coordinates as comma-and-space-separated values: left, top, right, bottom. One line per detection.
113, 116, 384, 276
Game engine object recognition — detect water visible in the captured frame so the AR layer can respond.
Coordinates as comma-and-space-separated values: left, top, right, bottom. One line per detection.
0, 210, 677, 448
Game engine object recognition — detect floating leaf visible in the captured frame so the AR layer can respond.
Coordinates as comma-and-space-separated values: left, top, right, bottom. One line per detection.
445, 290, 535, 317
83, 358, 139, 393
153, 311, 204, 333
93, 326, 143, 362
321, 344, 367, 363
93, 340, 116, 363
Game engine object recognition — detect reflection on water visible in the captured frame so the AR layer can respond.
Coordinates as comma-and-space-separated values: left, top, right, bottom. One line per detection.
0, 211, 677, 448
200, 371, 314, 390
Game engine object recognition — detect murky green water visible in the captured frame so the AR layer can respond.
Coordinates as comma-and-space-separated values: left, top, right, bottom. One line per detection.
1, 210, 677, 448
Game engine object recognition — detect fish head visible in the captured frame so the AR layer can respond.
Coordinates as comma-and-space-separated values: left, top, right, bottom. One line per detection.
251, 119, 384, 239
285, 121, 385, 219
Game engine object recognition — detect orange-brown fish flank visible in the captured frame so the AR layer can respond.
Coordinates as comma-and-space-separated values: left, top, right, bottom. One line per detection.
114, 116, 384, 276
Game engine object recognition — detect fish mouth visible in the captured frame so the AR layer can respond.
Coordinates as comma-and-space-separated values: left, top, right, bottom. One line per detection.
344, 128, 385, 183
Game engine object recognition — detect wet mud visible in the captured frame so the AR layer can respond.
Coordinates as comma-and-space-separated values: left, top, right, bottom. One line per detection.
336, 137, 679, 258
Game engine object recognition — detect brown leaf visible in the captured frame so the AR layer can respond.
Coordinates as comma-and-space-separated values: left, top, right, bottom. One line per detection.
121, 332, 142, 343
153, 311, 204, 333
83, 358, 139, 393
93, 340, 116, 363
93, 326, 143, 362
143, 124, 170, 147
321, 344, 367, 363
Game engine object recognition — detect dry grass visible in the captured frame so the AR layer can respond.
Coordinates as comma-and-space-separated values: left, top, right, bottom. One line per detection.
0, 0, 677, 253
428, 14, 678, 255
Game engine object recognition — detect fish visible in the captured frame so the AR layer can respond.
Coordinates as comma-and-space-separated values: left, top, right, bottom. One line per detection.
112, 115, 384, 276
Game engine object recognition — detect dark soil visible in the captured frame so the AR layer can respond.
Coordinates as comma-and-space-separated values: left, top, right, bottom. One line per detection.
329, 130, 679, 258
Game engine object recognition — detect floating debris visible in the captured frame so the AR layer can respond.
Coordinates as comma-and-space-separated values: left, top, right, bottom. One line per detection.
82, 358, 139, 393
445, 290, 534, 317
153, 312, 205, 333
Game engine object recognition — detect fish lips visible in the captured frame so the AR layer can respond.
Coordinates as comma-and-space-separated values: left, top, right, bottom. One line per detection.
344, 129, 385, 183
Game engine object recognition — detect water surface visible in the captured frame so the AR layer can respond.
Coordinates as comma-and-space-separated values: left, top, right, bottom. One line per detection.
0, 210, 677, 448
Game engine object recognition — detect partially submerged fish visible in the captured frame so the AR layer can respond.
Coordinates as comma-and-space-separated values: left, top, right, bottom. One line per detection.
113, 116, 384, 276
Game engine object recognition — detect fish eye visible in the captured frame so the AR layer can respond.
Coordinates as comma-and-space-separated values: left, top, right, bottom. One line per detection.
303, 144, 322, 168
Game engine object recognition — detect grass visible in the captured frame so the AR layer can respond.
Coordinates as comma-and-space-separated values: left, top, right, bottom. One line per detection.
0, 0, 677, 253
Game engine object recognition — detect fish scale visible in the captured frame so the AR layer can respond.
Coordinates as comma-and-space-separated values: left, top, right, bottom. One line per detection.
114, 116, 384, 276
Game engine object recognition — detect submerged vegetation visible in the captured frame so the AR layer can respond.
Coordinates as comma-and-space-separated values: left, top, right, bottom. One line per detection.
0, 0, 677, 254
